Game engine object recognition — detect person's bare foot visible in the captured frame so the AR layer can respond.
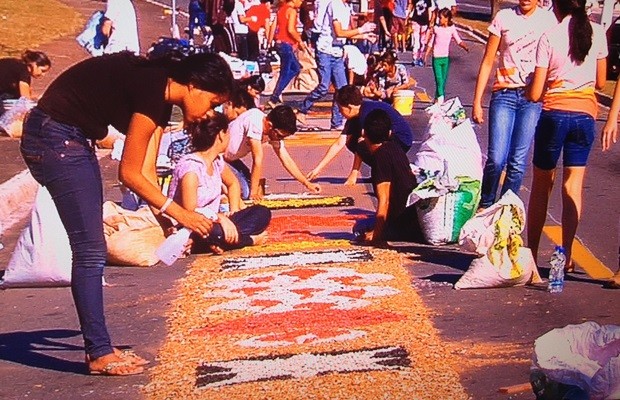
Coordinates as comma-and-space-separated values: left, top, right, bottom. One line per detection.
251, 231, 268, 246
88, 353, 144, 376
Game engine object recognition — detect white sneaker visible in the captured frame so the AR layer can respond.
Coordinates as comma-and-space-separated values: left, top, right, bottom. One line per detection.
436, 95, 444, 104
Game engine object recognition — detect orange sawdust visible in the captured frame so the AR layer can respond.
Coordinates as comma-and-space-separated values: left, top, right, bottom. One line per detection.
247, 276, 275, 284
194, 307, 405, 337
333, 289, 366, 298
290, 288, 318, 299
279, 268, 327, 279
249, 299, 281, 308
232, 287, 268, 296
330, 276, 362, 285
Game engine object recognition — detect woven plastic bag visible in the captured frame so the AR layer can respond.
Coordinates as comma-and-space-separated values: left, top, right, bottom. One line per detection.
0, 186, 71, 288
532, 322, 620, 400
408, 174, 481, 245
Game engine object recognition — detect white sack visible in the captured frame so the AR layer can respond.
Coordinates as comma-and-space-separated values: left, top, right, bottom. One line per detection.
0, 186, 72, 288
533, 321, 620, 400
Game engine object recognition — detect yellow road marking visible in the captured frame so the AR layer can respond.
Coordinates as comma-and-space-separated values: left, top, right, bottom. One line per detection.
542, 225, 614, 279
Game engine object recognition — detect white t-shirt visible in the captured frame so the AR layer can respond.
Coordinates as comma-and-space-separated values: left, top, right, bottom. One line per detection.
488, 6, 556, 90
231, 0, 249, 34
434, 0, 457, 10
344, 45, 367, 75
104, 0, 140, 55
536, 16, 608, 117
316, 0, 352, 57
225, 108, 265, 160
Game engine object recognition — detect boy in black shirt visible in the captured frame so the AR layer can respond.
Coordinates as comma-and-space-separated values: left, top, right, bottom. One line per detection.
355, 109, 423, 244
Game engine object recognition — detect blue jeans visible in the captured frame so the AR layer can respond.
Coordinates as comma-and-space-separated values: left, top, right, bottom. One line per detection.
270, 42, 301, 103
480, 88, 542, 208
20, 107, 112, 360
191, 205, 271, 251
300, 50, 347, 129
533, 110, 595, 170
226, 159, 251, 200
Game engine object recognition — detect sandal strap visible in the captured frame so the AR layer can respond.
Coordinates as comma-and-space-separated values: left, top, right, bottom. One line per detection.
102, 361, 133, 373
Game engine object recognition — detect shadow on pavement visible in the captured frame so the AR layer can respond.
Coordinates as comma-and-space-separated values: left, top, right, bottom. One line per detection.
0, 329, 85, 374
390, 242, 477, 271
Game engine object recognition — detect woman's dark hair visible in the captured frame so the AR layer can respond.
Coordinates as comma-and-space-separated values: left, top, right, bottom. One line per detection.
187, 111, 230, 151
438, 8, 453, 25
238, 75, 266, 93
266, 105, 297, 135
363, 109, 392, 144
229, 87, 257, 110
169, 53, 235, 96
554, 0, 592, 63
335, 85, 363, 107
22, 50, 51, 67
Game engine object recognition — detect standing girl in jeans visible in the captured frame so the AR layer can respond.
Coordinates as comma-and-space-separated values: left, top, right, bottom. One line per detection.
424, 8, 468, 104
167, 112, 271, 254
267, 0, 306, 109
472, 0, 556, 208
20, 52, 234, 376
526, 0, 608, 269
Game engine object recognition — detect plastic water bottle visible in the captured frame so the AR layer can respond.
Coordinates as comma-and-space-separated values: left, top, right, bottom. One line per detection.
548, 246, 566, 293
155, 227, 192, 266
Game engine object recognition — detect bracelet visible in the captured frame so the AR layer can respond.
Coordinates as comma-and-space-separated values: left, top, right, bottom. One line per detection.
158, 198, 173, 216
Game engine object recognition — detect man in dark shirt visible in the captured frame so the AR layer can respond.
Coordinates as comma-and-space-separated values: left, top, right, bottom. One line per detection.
354, 108, 423, 244
306, 84, 413, 184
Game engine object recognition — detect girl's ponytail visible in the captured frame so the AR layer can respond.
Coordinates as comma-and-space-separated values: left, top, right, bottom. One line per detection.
568, 6, 592, 63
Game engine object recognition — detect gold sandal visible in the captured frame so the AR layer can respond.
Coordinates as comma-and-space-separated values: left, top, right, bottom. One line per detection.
89, 360, 144, 376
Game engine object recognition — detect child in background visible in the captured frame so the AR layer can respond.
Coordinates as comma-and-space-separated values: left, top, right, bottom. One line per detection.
425, 8, 468, 103
238, 75, 266, 108
365, 51, 415, 103
167, 112, 271, 254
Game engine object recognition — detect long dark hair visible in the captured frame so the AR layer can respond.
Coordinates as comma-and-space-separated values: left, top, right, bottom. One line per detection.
554, 0, 592, 63
187, 111, 230, 151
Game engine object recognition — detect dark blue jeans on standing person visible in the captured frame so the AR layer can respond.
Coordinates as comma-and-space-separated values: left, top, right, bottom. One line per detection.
20, 107, 113, 360
299, 50, 347, 129
480, 88, 542, 208
269, 42, 301, 104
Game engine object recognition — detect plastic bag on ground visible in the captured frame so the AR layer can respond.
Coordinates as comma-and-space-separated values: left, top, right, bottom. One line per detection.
454, 247, 539, 289
0, 97, 36, 138
408, 173, 481, 245
455, 190, 543, 289
413, 97, 483, 181
0, 186, 71, 288
103, 201, 165, 266
532, 321, 620, 400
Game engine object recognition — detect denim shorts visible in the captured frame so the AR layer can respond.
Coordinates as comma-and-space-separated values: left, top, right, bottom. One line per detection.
533, 110, 595, 170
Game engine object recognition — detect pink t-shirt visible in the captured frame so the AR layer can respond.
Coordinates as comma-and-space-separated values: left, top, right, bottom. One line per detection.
488, 6, 556, 90
168, 153, 225, 215
536, 16, 608, 118
430, 25, 462, 58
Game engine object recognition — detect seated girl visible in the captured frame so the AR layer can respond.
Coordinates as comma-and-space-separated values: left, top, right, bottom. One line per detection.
238, 75, 265, 109
167, 112, 271, 253
363, 51, 415, 103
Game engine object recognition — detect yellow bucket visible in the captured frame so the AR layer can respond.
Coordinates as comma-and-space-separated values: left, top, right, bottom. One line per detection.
393, 90, 415, 116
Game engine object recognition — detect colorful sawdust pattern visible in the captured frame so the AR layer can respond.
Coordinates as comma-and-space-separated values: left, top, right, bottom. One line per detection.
143, 247, 469, 399
245, 195, 354, 210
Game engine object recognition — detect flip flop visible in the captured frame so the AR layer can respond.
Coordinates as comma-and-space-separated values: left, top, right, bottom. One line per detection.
118, 349, 150, 366
89, 360, 144, 376
86, 348, 149, 366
